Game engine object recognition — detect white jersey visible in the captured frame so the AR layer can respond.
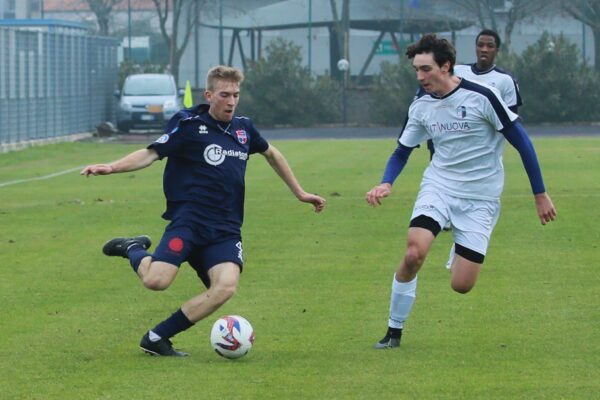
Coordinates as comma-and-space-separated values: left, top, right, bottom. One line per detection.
454, 64, 522, 110
400, 78, 518, 201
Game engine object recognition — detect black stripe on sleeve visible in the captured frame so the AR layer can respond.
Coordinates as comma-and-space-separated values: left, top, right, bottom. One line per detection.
460, 79, 513, 132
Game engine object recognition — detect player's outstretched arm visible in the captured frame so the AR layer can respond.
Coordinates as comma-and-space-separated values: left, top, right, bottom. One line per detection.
260, 145, 326, 213
80, 148, 159, 177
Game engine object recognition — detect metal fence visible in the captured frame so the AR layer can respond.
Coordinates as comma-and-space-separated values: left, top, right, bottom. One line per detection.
0, 25, 118, 146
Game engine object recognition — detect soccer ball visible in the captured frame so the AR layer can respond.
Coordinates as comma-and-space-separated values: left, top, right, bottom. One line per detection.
210, 315, 254, 359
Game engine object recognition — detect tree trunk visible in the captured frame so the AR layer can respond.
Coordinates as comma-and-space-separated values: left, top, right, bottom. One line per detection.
593, 25, 600, 72
504, 12, 516, 53
171, 51, 181, 85
98, 16, 110, 36
329, 0, 350, 81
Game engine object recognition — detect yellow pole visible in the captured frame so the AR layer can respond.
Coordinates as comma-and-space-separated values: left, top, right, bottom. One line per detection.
183, 80, 193, 108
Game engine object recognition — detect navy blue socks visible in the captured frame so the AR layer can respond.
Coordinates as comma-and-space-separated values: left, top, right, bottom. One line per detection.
151, 309, 194, 340
126, 243, 150, 272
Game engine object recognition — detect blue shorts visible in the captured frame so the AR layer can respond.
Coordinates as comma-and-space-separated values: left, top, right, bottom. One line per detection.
151, 225, 244, 288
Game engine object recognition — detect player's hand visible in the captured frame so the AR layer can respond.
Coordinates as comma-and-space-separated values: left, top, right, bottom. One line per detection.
80, 164, 113, 176
534, 192, 556, 225
298, 192, 326, 213
366, 183, 392, 207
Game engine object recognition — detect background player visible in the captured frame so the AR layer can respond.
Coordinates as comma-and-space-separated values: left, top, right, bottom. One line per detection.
454, 28, 522, 113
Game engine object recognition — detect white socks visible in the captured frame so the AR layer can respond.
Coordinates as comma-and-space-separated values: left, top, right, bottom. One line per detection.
388, 275, 417, 329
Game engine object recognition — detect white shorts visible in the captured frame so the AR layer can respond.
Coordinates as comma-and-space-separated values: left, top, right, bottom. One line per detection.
410, 184, 500, 256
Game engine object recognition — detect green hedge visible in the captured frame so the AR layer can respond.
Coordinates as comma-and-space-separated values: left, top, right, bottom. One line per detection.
370, 32, 600, 125
240, 33, 599, 126
511, 33, 600, 123
369, 59, 418, 126
238, 38, 341, 127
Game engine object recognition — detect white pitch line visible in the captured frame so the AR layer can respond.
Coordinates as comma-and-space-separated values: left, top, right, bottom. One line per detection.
0, 166, 85, 188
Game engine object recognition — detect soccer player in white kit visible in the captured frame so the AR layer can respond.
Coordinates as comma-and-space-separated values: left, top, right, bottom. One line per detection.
366, 33, 556, 349
454, 29, 522, 114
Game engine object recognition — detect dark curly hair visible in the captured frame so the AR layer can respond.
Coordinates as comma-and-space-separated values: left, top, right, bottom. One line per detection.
476, 29, 501, 49
406, 33, 456, 74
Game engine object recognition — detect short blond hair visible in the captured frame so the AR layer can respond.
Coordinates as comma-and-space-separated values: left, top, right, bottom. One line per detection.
206, 65, 244, 91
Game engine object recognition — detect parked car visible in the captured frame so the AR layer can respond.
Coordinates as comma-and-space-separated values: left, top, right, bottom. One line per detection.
114, 73, 184, 132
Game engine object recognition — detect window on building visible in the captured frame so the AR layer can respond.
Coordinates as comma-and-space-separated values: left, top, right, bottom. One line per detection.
4, 0, 17, 19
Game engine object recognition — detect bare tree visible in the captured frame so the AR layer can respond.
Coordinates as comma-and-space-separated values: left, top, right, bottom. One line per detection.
86, 0, 124, 36
449, 0, 551, 52
450, 0, 499, 31
563, 0, 600, 71
151, 0, 208, 85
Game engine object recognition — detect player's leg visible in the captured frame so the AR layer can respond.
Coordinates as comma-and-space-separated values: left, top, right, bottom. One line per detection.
447, 197, 500, 293
449, 244, 483, 293
136, 227, 198, 356
375, 185, 449, 349
182, 238, 244, 322
136, 225, 196, 290
181, 261, 241, 322
136, 260, 178, 290
374, 220, 439, 349
102, 225, 191, 290
139, 263, 240, 357
140, 238, 243, 357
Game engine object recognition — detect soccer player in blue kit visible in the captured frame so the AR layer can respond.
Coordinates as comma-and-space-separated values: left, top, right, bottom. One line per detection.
365, 34, 556, 349
81, 66, 326, 356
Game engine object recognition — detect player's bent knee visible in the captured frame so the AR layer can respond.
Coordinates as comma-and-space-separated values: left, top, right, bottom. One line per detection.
142, 275, 172, 291
404, 245, 426, 270
211, 284, 237, 303
141, 261, 178, 291
450, 277, 476, 294
451, 282, 474, 294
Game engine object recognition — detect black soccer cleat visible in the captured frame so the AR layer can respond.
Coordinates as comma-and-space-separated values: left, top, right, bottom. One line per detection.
102, 235, 152, 258
139, 332, 188, 357
373, 328, 402, 349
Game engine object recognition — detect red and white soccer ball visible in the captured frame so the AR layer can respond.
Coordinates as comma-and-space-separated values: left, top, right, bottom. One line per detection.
210, 315, 254, 359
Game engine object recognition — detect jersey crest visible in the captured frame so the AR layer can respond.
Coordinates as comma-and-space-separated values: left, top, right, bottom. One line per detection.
236, 129, 248, 144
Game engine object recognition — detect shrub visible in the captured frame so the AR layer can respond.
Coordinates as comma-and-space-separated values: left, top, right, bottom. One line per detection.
513, 32, 600, 123
238, 38, 341, 127
369, 59, 419, 126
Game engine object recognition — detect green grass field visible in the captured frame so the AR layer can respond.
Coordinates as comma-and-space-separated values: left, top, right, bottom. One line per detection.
1, 137, 599, 399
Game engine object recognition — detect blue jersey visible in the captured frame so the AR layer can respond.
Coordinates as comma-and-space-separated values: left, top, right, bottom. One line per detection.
148, 104, 269, 238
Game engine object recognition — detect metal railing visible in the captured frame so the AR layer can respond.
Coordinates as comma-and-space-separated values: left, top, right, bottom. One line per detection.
0, 25, 118, 146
